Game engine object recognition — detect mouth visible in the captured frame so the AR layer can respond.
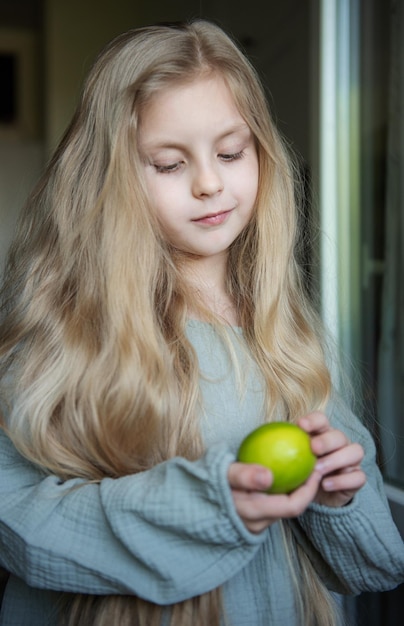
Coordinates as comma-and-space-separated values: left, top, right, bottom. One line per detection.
192, 209, 233, 226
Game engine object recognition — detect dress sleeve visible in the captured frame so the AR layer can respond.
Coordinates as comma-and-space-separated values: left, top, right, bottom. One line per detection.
0, 429, 264, 604
294, 397, 404, 594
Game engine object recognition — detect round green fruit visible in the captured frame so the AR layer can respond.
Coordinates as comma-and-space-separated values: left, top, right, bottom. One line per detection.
237, 422, 316, 494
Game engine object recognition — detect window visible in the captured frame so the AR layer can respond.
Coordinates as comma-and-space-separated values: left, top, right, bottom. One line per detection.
317, 1, 403, 620
318, 0, 404, 497
360, 0, 404, 495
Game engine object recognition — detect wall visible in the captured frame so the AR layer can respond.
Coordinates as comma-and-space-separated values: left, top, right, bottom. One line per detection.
44, 0, 143, 152
0, 141, 43, 270
1, 0, 146, 270
0, 11, 43, 272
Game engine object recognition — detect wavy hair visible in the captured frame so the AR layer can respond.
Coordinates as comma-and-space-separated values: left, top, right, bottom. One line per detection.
0, 19, 339, 626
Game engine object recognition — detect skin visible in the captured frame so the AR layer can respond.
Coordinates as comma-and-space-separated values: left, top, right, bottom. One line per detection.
139, 74, 258, 322
229, 411, 366, 534
138, 74, 366, 534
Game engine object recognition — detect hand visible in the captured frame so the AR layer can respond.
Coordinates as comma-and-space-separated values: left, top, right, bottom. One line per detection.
298, 411, 366, 508
228, 462, 322, 534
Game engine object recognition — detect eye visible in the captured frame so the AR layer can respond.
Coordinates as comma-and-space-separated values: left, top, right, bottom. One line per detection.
153, 162, 183, 174
218, 150, 245, 162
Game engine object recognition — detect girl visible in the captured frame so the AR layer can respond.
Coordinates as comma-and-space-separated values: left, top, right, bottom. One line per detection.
0, 19, 403, 626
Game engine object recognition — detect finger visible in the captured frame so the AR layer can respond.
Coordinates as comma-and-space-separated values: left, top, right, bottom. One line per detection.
228, 462, 273, 492
298, 412, 330, 435
269, 471, 323, 517
232, 489, 278, 533
235, 470, 323, 523
321, 468, 367, 493
315, 442, 364, 476
275, 470, 323, 517
311, 428, 350, 458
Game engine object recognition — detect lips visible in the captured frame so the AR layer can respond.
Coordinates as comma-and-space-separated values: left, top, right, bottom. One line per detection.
192, 209, 233, 226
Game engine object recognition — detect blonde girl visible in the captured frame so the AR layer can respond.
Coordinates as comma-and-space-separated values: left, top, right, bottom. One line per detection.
0, 19, 403, 626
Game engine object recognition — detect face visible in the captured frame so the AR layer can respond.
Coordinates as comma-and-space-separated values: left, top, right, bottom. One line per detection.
138, 75, 259, 262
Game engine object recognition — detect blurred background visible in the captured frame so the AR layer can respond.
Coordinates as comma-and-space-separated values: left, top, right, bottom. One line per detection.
0, 1, 403, 624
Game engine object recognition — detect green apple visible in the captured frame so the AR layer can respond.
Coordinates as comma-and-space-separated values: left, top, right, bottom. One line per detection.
237, 422, 316, 494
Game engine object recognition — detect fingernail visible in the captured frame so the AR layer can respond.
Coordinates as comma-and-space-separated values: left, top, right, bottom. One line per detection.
315, 460, 326, 472
323, 478, 334, 490
256, 468, 271, 489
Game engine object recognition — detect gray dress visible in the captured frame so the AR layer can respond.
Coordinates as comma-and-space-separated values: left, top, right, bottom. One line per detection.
0, 321, 403, 625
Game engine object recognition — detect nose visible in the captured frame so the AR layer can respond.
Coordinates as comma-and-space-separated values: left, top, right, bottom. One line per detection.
191, 161, 223, 198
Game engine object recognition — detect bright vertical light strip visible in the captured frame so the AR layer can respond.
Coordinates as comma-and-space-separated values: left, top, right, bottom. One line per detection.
319, 0, 360, 377
336, 0, 352, 357
347, 0, 361, 369
319, 0, 340, 346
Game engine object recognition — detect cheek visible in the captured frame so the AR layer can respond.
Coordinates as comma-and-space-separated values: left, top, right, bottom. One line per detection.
238, 155, 259, 193
150, 189, 186, 239
145, 179, 178, 221
248, 175, 259, 200
242, 165, 259, 206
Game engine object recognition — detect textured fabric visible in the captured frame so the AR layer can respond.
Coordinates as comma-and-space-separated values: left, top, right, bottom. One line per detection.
0, 321, 403, 625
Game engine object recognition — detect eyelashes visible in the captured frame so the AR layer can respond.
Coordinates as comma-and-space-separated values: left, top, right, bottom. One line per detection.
218, 150, 245, 162
153, 162, 183, 174
152, 150, 245, 174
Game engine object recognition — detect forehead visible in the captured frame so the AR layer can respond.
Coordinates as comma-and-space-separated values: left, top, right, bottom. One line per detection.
138, 75, 247, 144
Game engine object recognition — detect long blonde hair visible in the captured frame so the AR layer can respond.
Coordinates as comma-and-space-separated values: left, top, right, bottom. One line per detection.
0, 20, 339, 626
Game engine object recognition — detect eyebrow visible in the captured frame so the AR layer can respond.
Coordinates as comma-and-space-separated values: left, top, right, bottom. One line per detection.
140, 122, 251, 152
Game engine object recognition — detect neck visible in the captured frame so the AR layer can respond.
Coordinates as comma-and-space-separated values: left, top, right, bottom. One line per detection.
179, 252, 239, 325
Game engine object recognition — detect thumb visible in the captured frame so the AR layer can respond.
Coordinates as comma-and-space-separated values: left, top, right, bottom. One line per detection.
228, 462, 273, 492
